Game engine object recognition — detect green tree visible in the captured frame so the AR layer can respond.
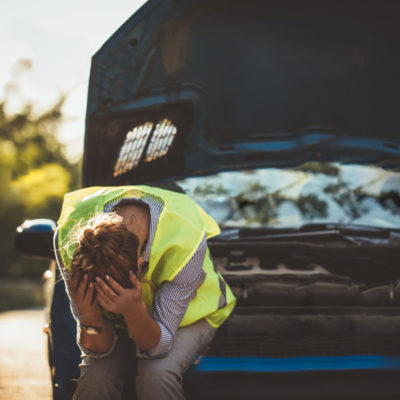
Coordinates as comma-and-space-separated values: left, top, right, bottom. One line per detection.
0, 60, 81, 278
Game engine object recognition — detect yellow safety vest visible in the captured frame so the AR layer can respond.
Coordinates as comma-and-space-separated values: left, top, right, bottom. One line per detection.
57, 185, 236, 328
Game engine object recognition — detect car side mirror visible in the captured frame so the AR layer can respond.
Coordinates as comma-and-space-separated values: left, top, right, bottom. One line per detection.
15, 219, 56, 260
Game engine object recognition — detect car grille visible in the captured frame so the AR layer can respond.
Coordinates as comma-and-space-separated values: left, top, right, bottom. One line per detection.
206, 307, 400, 357
206, 334, 400, 358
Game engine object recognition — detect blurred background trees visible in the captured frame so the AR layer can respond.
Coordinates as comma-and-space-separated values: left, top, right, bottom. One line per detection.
0, 59, 80, 279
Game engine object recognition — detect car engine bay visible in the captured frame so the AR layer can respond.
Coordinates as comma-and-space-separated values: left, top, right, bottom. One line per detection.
207, 228, 400, 358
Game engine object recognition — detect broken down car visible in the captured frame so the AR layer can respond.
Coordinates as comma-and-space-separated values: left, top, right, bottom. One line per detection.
15, 0, 400, 399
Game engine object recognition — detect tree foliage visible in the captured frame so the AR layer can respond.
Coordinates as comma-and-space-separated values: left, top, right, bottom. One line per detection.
0, 62, 80, 278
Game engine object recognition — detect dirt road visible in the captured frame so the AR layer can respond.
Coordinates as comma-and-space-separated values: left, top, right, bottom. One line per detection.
0, 309, 52, 400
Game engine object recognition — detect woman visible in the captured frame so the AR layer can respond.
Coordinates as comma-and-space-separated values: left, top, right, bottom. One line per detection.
54, 185, 236, 400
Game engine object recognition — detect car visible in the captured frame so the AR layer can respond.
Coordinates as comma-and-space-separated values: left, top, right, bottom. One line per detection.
15, 0, 400, 399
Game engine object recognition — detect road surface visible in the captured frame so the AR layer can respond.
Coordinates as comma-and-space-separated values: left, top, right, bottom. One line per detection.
0, 309, 52, 400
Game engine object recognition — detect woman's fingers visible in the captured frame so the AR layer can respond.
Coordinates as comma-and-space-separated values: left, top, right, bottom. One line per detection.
96, 285, 109, 305
85, 281, 96, 304
105, 275, 124, 294
97, 292, 111, 311
77, 273, 88, 298
129, 271, 141, 290
96, 277, 118, 302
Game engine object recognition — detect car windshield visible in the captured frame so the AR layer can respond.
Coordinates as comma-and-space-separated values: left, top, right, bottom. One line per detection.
176, 162, 400, 229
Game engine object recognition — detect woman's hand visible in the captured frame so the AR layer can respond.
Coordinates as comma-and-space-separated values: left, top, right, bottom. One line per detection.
67, 272, 115, 354
67, 272, 103, 323
96, 271, 161, 351
96, 271, 143, 316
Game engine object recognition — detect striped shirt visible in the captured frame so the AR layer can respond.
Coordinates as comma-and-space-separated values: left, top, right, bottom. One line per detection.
79, 194, 207, 359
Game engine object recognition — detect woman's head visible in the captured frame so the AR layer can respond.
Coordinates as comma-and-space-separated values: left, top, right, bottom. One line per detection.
70, 212, 141, 287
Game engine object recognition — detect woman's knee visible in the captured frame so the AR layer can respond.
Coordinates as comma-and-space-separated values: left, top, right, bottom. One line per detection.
136, 358, 185, 400
138, 357, 182, 384
74, 335, 136, 399
74, 358, 126, 399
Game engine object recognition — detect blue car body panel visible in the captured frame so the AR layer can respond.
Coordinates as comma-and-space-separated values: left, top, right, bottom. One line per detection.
50, 279, 81, 400
189, 355, 400, 373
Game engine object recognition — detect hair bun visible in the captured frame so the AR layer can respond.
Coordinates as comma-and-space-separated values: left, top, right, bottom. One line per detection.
70, 212, 140, 288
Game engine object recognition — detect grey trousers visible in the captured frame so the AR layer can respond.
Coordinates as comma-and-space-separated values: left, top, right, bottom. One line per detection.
73, 318, 216, 400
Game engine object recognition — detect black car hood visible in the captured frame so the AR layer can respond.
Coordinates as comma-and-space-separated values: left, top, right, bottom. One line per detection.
83, 0, 400, 186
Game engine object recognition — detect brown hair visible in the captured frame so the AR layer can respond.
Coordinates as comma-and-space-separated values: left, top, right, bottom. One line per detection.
69, 212, 140, 287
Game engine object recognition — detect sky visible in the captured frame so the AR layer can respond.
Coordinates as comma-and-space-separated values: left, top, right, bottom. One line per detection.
1, 0, 147, 161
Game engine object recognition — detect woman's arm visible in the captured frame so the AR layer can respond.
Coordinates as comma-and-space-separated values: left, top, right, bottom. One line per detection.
79, 312, 115, 355
96, 272, 161, 351
121, 288, 161, 351
68, 272, 116, 354
141, 236, 207, 357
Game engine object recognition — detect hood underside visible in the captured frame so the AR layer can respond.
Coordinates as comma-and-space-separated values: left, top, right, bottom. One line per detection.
83, 0, 400, 186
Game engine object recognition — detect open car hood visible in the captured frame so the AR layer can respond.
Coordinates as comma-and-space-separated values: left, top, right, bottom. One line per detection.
83, 0, 400, 187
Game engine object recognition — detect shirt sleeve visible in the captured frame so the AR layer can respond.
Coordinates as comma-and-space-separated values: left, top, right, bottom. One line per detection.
72, 300, 118, 359
137, 234, 208, 359
65, 287, 117, 359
